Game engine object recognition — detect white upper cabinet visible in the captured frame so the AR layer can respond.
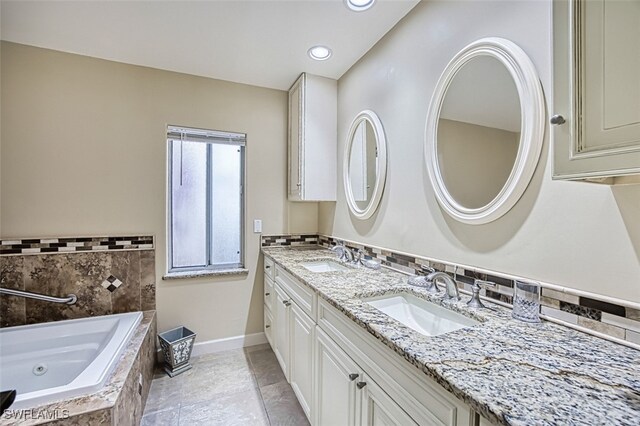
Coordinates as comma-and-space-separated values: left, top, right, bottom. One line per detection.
553, 0, 640, 183
288, 73, 338, 200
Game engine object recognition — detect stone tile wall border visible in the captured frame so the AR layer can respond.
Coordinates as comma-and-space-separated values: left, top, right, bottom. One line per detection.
0, 235, 154, 256
261, 234, 640, 349
0, 235, 156, 327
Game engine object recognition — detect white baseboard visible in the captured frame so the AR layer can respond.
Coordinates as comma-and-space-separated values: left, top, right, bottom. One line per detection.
190, 332, 268, 357
156, 332, 269, 363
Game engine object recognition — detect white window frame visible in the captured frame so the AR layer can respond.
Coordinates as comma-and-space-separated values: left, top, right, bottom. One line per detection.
166, 125, 246, 273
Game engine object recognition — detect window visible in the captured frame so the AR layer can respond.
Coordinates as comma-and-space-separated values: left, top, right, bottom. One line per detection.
167, 126, 245, 273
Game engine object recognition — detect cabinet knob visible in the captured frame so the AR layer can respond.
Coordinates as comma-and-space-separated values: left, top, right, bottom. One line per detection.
265, 325, 271, 328
283, 300, 292, 306
356, 381, 367, 389
348, 373, 359, 381
550, 114, 566, 125
296, 183, 301, 187
265, 292, 270, 296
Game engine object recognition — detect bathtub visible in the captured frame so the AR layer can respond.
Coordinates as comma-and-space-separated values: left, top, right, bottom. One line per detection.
0, 311, 142, 409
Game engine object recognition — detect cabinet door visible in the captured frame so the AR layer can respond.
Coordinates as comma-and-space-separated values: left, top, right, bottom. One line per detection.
314, 328, 359, 426
289, 302, 315, 420
553, 0, 640, 181
264, 306, 274, 347
288, 75, 304, 200
273, 283, 291, 380
359, 374, 419, 426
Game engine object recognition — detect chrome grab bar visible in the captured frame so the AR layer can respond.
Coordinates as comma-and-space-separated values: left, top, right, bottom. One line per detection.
0, 287, 77, 305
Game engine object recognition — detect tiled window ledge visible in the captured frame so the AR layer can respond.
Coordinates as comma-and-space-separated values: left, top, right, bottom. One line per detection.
162, 268, 249, 280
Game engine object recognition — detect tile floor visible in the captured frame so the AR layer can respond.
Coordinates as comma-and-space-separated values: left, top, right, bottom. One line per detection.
142, 344, 310, 426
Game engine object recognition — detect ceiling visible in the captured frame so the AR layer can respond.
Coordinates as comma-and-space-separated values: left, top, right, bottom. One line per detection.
0, 0, 419, 90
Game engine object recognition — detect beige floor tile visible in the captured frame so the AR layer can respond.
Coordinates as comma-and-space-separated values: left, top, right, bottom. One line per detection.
141, 407, 180, 426
144, 376, 184, 415
179, 387, 269, 426
260, 381, 310, 426
249, 348, 286, 388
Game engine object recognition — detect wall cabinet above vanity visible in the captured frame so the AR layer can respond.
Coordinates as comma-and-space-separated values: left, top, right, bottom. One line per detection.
553, 0, 640, 184
288, 73, 337, 201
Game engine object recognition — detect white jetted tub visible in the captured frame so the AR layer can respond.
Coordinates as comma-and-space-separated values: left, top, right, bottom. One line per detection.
0, 311, 142, 409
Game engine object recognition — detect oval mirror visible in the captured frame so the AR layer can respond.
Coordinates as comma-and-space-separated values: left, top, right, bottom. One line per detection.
344, 110, 388, 219
425, 37, 545, 224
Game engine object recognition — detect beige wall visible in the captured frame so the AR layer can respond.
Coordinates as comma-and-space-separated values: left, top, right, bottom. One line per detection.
0, 42, 317, 341
320, 0, 640, 304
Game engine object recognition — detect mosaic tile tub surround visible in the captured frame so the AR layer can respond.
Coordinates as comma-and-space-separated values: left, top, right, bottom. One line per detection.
0, 235, 156, 328
260, 234, 640, 348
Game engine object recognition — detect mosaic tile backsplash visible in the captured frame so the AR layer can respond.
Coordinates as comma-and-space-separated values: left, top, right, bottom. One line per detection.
261, 234, 640, 348
0, 235, 154, 255
0, 235, 156, 327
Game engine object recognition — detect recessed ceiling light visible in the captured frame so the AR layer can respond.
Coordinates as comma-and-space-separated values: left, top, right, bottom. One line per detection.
345, 0, 376, 12
308, 45, 332, 61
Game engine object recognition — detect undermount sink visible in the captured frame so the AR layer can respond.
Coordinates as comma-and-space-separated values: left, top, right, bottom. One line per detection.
365, 293, 479, 337
301, 260, 349, 273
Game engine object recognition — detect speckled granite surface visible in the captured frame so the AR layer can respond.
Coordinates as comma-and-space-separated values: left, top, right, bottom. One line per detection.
0, 311, 156, 426
263, 246, 640, 426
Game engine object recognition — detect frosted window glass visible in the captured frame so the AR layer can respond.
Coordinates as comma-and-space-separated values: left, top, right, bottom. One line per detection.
171, 141, 207, 268
210, 144, 241, 266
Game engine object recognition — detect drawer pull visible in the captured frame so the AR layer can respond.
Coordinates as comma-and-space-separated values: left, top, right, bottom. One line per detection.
348, 373, 359, 381
265, 292, 270, 296
265, 265, 271, 269
356, 381, 367, 389
283, 300, 292, 306
265, 325, 271, 328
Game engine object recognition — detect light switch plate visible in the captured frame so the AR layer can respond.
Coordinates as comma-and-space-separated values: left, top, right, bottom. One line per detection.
253, 219, 262, 233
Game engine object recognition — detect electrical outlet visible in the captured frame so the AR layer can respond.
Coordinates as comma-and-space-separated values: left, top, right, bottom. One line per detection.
253, 219, 262, 233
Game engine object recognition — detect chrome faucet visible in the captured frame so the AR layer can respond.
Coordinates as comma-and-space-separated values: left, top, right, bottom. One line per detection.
425, 271, 460, 301
331, 241, 353, 262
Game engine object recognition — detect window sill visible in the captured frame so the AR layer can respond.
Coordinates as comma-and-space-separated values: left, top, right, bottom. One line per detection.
162, 268, 249, 281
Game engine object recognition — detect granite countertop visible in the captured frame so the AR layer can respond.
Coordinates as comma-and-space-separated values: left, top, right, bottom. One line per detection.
262, 246, 640, 426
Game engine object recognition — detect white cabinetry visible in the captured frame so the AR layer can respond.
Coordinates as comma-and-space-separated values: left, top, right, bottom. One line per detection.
289, 302, 315, 418
314, 328, 359, 426
288, 73, 337, 200
272, 282, 291, 380
553, 0, 640, 183
263, 256, 477, 426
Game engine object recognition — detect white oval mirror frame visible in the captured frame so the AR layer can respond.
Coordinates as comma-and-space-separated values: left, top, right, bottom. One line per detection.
344, 110, 388, 220
425, 37, 545, 225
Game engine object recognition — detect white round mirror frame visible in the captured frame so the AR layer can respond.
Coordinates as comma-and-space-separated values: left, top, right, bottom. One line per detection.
424, 37, 545, 225
344, 110, 388, 220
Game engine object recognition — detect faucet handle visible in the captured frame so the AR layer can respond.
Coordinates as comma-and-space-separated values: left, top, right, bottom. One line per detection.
473, 279, 496, 290
420, 265, 436, 275
467, 279, 495, 309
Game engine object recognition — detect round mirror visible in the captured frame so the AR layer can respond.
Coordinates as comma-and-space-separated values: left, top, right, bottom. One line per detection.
425, 37, 545, 224
344, 110, 387, 219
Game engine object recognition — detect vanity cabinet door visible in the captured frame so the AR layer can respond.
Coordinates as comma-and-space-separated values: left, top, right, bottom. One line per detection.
359, 373, 419, 426
314, 328, 360, 426
273, 283, 291, 380
289, 302, 315, 420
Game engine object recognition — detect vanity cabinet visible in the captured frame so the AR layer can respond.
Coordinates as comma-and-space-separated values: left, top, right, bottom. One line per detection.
315, 328, 417, 426
553, 0, 640, 183
288, 73, 337, 201
263, 256, 477, 426
271, 265, 317, 421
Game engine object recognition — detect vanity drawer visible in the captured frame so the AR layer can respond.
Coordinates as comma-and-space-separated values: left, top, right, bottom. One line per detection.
264, 274, 275, 312
275, 265, 316, 321
264, 256, 275, 280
